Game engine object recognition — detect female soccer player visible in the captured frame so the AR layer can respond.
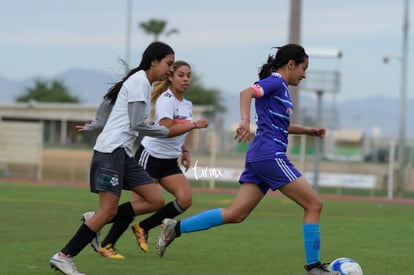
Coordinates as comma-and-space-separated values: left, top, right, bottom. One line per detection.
95, 61, 209, 256
49, 41, 177, 275
156, 44, 341, 275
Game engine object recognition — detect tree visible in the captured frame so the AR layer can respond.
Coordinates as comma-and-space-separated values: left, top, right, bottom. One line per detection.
16, 79, 80, 103
185, 73, 227, 114
138, 19, 178, 41
138, 18, 226, 118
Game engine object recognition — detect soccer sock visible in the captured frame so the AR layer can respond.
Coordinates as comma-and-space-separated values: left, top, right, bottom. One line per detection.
108, 202, 135, 223
180, 208, 223, 234
62, 223, 97, 257
139, 200, 184, 231
102, 202, 135, 247
303, 224, 321, 265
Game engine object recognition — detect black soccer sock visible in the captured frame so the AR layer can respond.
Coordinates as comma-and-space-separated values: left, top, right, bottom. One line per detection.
102, 202, 135, 247
139, 200, 184, 231
175, 221, 182, 237
108, 202, 135, 223
62, 223, 97, 257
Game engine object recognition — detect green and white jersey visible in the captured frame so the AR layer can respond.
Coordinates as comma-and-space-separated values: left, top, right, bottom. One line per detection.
94, 70, 151, 157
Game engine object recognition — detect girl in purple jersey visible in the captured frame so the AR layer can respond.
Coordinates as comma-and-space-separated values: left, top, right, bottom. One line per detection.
155, 44, 340, 275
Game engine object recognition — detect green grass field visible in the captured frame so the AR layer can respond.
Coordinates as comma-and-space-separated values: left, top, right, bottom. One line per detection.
1, 181, 413, 275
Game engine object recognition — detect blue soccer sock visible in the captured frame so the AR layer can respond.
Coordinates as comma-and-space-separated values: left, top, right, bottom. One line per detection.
180, 208, 223, 234
303, 224, 321, 265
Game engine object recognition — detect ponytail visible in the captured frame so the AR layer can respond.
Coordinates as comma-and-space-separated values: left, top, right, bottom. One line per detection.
258, 55, 274, 80
151, 79, 170, 104
258, 44, 308, 80
104, 41, 174, 104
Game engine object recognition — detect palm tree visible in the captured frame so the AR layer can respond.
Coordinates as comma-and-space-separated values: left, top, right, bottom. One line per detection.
138, 19, 178, 41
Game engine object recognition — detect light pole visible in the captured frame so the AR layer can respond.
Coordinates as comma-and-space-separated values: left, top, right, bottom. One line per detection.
288, 0, 302, 124
313, 90, 323, 192
383, 0, 409, 195
125, 0, 133, 70
300, 50, 342, 192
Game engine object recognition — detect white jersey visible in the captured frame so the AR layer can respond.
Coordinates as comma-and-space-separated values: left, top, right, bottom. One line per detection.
94, 70, 151, 156
142, 89, 193, 159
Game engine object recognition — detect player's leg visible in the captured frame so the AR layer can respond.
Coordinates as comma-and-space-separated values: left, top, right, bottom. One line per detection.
50, 191, 121, 271
156, 183, 264, 256
80, 211, 100, 253
279, 177, 338, 274
129, 191, 151, 251
132, 173, 191, 251
98, 183, 163, 257
50, 150, 123, 272
179, 182, 263, 233
279, 176, 322, 224
143, 173, 191, 229
99, 159, 164, 257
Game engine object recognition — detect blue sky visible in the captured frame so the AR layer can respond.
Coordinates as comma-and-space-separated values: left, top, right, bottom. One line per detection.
1, 0, 413, 102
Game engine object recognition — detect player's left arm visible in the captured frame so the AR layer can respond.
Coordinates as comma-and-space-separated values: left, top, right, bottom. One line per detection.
181, 144, 191, 172
129, 101, 169, 137
76, 99, 113, 131
288, 124, 326, 138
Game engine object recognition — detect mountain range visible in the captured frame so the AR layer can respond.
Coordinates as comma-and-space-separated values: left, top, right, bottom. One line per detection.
1, 68, 413, 140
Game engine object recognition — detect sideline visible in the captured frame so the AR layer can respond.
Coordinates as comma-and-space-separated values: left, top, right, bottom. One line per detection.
2, 177, 414, 205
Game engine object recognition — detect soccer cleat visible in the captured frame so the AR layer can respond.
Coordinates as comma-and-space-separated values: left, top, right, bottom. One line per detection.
98, 244, 125, 259
81, 211, 100, 253
304, 262, 341, 275
131, 223, 149, 252
156, 218, 177, 257
49, 252, 85, 275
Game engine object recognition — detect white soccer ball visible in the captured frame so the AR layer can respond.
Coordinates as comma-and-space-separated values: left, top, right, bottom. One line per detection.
328, 257, 363, 275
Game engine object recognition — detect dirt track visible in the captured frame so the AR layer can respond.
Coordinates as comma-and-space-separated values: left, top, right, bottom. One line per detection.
19, 148, 414, 192
2, 148, 413, 205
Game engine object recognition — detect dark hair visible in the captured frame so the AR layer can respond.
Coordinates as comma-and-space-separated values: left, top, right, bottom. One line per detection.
258, 44, 308, 80
104, 41, 174, 104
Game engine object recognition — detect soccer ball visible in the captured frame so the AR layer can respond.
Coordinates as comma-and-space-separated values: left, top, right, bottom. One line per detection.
328, 257, 363, 275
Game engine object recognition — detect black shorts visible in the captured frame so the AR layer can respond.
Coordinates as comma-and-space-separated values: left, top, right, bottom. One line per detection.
90, 147, 154, 196
135, 145, 182, 179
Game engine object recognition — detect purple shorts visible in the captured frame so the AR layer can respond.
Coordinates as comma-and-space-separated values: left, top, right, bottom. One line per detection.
239, 156, 302, 194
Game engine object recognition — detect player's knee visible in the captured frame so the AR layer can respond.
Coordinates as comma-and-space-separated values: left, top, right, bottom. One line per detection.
231, 214, 248, 223
153, 196, 165, 210
176, 196, 192, 210
103, 208, 118, 223
226, 211, 248, 223
308, 199, 323, 214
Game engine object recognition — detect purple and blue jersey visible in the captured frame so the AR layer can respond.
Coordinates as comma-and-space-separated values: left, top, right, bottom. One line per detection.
246, 72, 293, 162
240, 72, 301, 193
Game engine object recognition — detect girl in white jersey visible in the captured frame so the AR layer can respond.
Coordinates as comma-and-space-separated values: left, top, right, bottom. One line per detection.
49, 42, 198, 275
96, 61, 209, 256
155, 44, 341, 275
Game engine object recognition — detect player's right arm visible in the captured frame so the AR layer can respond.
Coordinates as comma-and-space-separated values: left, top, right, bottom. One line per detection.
235, 87, 256, 142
